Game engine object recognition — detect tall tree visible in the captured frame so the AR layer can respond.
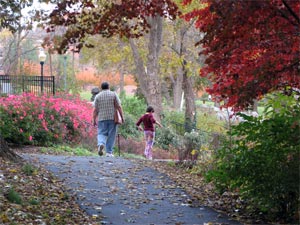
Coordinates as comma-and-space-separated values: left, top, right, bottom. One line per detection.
165, 22, 197, 128
129, 15, 164, 118
183, 0, 300, 110
44, 0, 179, 119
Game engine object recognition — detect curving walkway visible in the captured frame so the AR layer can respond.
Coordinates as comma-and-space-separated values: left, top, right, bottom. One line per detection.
22, 154, 243, 225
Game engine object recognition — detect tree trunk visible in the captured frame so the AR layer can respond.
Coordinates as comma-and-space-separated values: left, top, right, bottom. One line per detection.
129, 39, 148, 94
161, 79, 171, 104
145, 16, 163, 119
182, 61, 196, 132
129, 15, 164, 121
172, 69, 183, 109
15, 24, 21, 76
0, 137, 22, 162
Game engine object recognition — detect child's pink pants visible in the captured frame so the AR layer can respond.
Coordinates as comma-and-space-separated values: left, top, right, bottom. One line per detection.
144, 130, 155, 159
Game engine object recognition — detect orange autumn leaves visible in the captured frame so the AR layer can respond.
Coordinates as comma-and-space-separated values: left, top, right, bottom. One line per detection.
76, 69, 137, 87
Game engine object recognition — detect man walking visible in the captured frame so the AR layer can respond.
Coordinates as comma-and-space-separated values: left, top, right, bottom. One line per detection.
93, 82, 122, 157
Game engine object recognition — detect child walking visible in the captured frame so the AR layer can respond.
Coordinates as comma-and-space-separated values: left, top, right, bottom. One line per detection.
136, 106, 162, 160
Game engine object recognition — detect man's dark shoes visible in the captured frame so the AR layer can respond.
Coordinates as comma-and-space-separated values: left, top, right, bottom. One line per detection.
98, 144, 104, 156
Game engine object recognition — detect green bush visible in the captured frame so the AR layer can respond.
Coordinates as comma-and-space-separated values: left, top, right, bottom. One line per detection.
121, 95, 146, 118
156, 125, 210, 162
118, 113, 143, 140
196, 110, 226, 134
206, 93, 300, 222
162, 110, 185, 134
156, 127, 179, 150
117, 95, 146, 140
183, 130, 204, 151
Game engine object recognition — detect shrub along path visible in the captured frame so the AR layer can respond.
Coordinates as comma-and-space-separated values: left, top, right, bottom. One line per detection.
21, 153, 243, 225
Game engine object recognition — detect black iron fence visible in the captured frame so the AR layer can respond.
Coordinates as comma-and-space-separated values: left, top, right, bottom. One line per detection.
0, 75, 55, 95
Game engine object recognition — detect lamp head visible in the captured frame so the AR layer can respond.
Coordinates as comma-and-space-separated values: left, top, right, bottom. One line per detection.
38, 50, 47, 63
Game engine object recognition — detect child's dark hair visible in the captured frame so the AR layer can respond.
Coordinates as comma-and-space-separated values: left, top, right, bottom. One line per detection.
146, 106, 154, 113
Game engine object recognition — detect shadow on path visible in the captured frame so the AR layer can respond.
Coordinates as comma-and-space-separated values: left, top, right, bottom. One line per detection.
22, 154, 243, 225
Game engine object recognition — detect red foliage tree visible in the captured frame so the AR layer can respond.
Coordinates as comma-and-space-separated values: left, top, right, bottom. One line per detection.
183, 0, 300, 110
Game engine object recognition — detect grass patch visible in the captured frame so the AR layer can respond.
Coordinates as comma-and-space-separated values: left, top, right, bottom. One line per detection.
41, 145, 97, 156
167, 161, 176, 167
6, 188, 22, 204
29, 197, 40, 205
122, 153, 145, 159
196, 100, 215, 106
22, 163, 36, 176
72, 147, 96, 156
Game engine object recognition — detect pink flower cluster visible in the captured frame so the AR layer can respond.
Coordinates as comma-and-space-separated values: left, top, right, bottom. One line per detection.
0, 93, 96, 146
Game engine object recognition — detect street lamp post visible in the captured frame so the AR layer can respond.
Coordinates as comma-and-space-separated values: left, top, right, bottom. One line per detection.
38, 50, 47, 94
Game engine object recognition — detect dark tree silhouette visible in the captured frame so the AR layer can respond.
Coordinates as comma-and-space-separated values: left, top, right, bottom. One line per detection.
0, 135, 22, 162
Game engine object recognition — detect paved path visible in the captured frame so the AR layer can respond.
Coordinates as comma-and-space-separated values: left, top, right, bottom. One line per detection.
22, 154, 243, 225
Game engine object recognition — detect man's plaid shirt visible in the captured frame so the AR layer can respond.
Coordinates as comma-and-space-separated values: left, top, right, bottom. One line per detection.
94, 90, 121, 121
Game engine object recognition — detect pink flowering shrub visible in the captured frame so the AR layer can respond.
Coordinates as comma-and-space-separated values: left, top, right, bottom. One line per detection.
0, 93, 96, 146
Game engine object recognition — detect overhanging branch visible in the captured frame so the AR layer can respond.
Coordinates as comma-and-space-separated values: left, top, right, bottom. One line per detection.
282, 0, 300, 24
